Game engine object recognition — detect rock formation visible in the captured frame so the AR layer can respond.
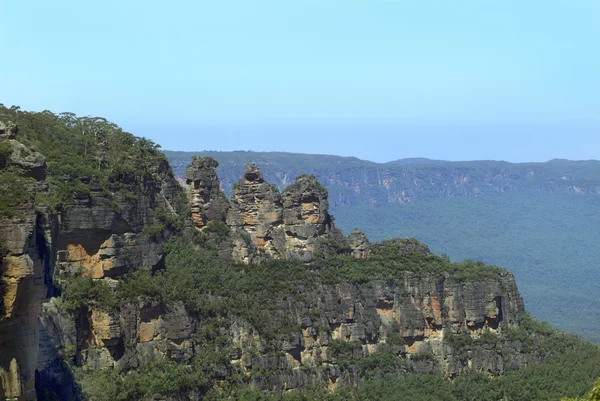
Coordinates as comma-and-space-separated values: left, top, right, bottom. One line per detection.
280, 174, 334, 261
0, 124, 184, 400
0, 122, 18, 140
227, 163, 285, 260
185, 160, 344, 263
0, 130, 542, 400
348, 229, 370, 259
185, 157, 229, 229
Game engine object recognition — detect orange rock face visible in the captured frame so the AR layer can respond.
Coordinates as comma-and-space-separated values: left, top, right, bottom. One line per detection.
65, 243, 114, 279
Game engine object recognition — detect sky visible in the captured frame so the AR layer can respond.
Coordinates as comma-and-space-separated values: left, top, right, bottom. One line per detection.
1, 0, 598, 163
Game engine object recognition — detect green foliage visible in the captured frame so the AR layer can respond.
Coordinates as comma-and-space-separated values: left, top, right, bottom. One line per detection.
77, 360, 208, 401
445, 329, 499, 350
204, 339, 600, 401
0, 170, 33, 218
0, 105, 172, 213
59, 276, 117, 311
116, 270, 162, 302
0, 141, 12, 168
328, 339, 361, 358
315, 234, 352, 258
142, 204, 184, 241
563, 378, 600, 401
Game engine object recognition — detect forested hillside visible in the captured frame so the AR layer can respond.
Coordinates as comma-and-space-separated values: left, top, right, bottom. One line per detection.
165, 150, 600, 343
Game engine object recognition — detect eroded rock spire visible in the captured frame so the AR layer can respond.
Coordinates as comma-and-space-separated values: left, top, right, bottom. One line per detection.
185, 157, 229, 229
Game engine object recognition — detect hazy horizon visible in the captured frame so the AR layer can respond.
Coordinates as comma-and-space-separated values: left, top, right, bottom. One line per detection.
2, 0, 598, 163
164, 147, 600, 165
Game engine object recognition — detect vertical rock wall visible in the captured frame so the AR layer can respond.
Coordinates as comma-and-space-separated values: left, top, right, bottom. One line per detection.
0, 129, 50, 400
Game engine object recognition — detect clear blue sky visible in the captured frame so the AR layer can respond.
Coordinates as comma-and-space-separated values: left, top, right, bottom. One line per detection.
1, 0, 598, 162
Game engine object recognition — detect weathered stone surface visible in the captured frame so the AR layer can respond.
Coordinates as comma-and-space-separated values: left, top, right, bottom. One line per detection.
0, 121, 17, 140
0, 133, 52, 400
348, 229, 370, 259
2, 140, 46, 181
220, 165, 343, 262
220, 271, 526, 392
227, 164, 285, 261
54, 159, 183, 281
280, 174, 336, 261
0, 124, 187, 400
185, 157, 229, 229
37, 298, 77, 370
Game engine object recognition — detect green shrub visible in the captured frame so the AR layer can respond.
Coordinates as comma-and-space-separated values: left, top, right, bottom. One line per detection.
0, 141, 12, 169
0, 106, 174, 213
0, 171, 31, 218
59, 276, 117, 311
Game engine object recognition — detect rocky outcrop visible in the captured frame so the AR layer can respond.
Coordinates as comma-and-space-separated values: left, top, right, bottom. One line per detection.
0, 125, 46, 181
185, 160, 343, 263
0, 122, 18, 140
34, 269, 526, 396
227, 271, 525, 391
185, 157, 229, 229
348, 230, 370, 259
279, 174, 334, 261
0, 123, 185, 400
226, 163, 285, 261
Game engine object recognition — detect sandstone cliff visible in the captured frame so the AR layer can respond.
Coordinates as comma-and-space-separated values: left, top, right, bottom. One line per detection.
0, 123, 185, 400
0, 138, 543, 400
0, 123, 50, 400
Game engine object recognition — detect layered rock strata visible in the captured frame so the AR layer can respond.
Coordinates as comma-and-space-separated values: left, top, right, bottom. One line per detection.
185, 157, 229, 229
0, 125, 184, 400
0, 133, 50, 400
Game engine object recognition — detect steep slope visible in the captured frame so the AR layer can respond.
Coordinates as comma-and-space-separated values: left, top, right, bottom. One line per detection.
0, 122, 50, 400
165, 150, 600, 342
0, 107, 185, 400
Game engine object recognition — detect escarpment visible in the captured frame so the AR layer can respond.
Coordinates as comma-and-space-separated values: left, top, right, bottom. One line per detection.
0, 119, 185, 400
0, 117, 576, 400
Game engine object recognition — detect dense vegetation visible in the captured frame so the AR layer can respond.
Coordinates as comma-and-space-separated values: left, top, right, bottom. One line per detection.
165, 150, 600, 343
0, 104, 170, 214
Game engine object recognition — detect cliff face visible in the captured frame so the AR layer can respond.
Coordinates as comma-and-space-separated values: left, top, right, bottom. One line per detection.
0, 123, 51, 401
225, 272, 525, 391
0, 124, 184, 400
1, 144, 532, 400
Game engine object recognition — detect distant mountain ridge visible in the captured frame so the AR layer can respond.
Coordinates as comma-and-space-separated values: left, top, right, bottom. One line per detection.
165, 150, 600, 204
165, 150, 600, 343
